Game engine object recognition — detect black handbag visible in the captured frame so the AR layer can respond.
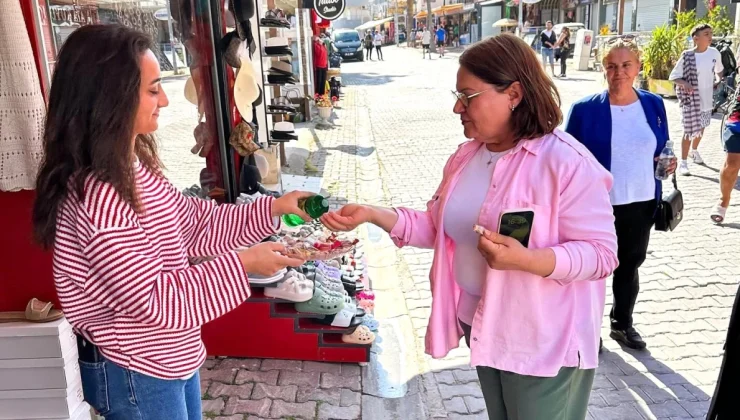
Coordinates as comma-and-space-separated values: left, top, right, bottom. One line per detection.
655, 174, 683, 232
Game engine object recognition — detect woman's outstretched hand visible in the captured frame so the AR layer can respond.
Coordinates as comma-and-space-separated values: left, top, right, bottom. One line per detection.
238, 242, 305, 276
271, 191, 315, 221
320, 204, 372, 232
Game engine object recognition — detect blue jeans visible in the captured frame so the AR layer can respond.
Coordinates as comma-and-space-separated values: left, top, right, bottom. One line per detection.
541, 47, 555, 65
79, 357, 201, 420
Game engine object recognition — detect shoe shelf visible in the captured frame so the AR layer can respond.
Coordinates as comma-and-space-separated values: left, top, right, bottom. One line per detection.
201, 279, 371, 363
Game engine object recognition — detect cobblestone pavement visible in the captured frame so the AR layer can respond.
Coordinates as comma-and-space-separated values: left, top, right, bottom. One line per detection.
155, 44, 739, 419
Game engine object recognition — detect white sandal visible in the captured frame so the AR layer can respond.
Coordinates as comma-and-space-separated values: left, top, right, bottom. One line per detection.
342, 325, 375, 345
264, 276, 313, 302
711, 204, 728, 224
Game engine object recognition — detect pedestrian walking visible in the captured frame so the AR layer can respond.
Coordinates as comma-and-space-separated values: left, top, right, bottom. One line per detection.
565, 36, 675, 350
713, 83, 740, 223
364, 30, 374, 60
313, 35, 329, 95
540, 21, 557, 77
555, 27, 571, 77
669, 23, 723, 176
321, 34, 617, 420
421, 27, 432, 59
436, 25, 446, 57
31, 24, 308, 420
374, 31, 384, 61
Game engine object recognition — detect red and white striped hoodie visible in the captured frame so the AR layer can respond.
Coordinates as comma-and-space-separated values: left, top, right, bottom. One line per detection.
53, 162, 278, 379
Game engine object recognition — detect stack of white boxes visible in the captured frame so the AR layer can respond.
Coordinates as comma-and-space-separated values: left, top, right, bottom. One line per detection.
0, 318, 91, 420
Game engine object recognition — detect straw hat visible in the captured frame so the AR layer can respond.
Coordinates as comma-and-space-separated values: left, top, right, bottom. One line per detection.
234, 61, 260, 118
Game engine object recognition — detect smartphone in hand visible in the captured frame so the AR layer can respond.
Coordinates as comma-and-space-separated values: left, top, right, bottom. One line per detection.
498, 208, 534, 248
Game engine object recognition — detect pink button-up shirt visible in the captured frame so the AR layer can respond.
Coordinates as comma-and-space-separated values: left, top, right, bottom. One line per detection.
390, 129, 618, 377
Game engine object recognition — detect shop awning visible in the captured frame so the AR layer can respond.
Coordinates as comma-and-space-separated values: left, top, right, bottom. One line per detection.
355, 17, 394, 32
432, 4, 465, 15
415, 10, 428, 19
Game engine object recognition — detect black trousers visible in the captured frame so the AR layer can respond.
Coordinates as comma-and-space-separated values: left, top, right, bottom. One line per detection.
365, 47, 373, 60
315, 67, 327, 95
375, 46, 383, 60
610, 199, 655, 330
560, 47, 569, 75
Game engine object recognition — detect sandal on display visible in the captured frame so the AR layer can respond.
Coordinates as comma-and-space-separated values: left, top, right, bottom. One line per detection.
0, 298, 64, 323
295, 285, 345, 315
358, 299, 375, 313
248, 268, 287, 285
362, 314, 380, 331
264, 275, 313, 302
317, 300, 361, 329
357, 290, 375, 301
315, 272, 344, 294
342, 325, 375, 345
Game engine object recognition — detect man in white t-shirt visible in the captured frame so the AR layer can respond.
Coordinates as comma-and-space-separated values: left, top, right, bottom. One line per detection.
421, 27, 432, 59
669, 23, 724, 175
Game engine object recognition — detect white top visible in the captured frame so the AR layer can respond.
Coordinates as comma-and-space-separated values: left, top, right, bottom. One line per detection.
609, 101, 657, 206
443, 145, 509, 325
422, 31, 431, 44
669, 47, 724, 112
373, 33, 382, 46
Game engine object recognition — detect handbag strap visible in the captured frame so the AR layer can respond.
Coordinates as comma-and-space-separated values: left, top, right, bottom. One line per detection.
671, 172, 678, 190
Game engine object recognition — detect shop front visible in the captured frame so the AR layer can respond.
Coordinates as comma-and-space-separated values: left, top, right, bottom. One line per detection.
3, 0, 374, 376
599, 0, 632, 33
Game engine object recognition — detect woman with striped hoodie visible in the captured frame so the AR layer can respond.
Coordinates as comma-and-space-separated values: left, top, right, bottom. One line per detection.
32, 25, 307, 420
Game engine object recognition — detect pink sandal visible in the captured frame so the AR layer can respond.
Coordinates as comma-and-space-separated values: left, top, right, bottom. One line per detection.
357, 290, 375, 301
358, 299, 374, 312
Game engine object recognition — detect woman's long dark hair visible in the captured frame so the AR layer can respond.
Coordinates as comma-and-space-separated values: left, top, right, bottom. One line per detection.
33, 25, 162, 249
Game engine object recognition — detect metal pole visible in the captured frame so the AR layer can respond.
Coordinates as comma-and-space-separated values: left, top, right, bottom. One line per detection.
165, 0, 179, 74
735, 4, 740, 35
518, 0, 523, 37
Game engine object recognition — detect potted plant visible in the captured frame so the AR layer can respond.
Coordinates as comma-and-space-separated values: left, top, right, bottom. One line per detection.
642, 24, 684, 97
315, 94, 333, 120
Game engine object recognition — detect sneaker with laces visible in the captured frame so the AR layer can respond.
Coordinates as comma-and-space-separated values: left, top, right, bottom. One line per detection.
610, 327, 647, 350
679, 161, 691, 176
690, 150, 704, 164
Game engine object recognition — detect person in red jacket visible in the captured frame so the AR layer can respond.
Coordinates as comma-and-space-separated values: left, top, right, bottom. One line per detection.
313, 35, 329, 95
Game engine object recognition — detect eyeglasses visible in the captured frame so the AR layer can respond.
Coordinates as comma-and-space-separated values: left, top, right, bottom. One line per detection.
451, 89, 493, 107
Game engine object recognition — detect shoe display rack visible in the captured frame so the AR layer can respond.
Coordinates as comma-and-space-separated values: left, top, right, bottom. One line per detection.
251, 0, 312, 148
202, 226, 373, 363
0, 319, 91, 420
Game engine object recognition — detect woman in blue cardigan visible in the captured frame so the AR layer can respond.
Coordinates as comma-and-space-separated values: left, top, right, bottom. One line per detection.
565, 37, 676, 351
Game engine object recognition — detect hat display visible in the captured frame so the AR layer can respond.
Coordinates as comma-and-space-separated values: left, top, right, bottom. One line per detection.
267, 73, 298, 85
271, 121, 298, 142
265, 37, 292, 56
270, 60, 293, 76
234, 64, 259, 118
184, 76, 198, 105
221, 31, 244, 68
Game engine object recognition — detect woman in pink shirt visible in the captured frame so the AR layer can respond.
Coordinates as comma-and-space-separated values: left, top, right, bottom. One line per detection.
322, 34, 618, 419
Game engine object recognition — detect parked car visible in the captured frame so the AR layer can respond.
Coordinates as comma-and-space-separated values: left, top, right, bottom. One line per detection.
332, 29, 364, 62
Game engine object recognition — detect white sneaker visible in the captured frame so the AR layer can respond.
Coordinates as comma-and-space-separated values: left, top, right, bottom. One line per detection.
690, 150, 704, 164
679, 161, 691, 176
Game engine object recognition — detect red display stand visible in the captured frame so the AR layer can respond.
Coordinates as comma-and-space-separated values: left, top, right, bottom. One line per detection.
202, 289, 371, 363
0, 190, 57, 312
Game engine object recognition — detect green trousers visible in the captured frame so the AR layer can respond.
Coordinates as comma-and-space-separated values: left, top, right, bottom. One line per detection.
460, 321, 595, 420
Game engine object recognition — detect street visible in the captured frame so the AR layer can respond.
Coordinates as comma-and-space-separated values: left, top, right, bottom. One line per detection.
184, 44, 740, 419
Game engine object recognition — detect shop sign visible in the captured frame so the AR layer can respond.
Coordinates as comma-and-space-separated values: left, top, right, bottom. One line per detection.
313, 0, 345, 21
153, 9, 170, 21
